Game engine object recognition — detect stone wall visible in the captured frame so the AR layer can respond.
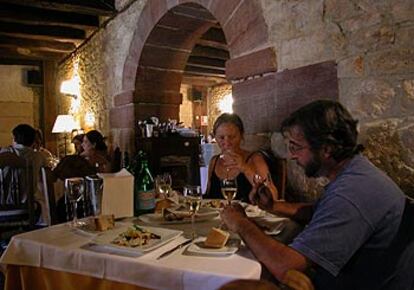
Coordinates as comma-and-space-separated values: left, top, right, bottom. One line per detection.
207, 84, 232, 135
54, 0, 414, 196
261, 0, 414, 197
57, 0, 146, 153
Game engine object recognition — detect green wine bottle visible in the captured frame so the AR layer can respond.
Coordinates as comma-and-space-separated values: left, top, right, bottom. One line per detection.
134, 151, 155, 216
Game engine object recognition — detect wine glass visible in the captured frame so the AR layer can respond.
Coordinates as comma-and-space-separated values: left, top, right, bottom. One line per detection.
183, 185, 202, 240
65, 177, 85, 227
220, 178, 238, 205
155, 173, 172, 198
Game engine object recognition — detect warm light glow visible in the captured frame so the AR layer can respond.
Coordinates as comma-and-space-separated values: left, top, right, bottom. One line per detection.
52, 115, 80, 133
60, 74, 81, 96
70, 95, 81, 114
219, 93, 233, 113
85, 111, 95, 128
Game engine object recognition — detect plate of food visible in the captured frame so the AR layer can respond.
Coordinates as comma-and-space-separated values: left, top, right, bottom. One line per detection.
139, 207, 219, 224
186, 227, 240, 256
92, 223, 183, 253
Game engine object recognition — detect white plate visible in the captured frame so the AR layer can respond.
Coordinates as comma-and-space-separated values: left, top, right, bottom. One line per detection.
73, 218, 120, 236
92, 223, 183, 254
186, 238, 239, 256
139, 209, 219, 225
251, 215, 287, 236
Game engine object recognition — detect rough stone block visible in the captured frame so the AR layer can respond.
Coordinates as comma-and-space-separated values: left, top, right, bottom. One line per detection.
209, 0, 241, 28
135, 103, 180, 122
114, 90, 134, 107
228, 18, 270, 57
226, 47, 277, 80
109, 104, 136, 129
135, 66, 183, 93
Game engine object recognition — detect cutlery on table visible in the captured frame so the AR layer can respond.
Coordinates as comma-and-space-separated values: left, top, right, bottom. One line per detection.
156, 239, 192, 260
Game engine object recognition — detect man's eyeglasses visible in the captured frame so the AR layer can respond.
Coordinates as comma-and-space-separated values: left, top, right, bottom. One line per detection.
286, 141, 309, 154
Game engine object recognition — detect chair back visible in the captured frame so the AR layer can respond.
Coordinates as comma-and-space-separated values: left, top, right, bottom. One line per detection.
258, 150, 287, 200
0, 152, 35, 229
380, 197, 414, 289
40, 167, 58, 225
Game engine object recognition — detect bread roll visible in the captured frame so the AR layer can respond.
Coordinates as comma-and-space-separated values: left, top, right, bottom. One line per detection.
204, 227, 230, 248
94, 214, 115, 231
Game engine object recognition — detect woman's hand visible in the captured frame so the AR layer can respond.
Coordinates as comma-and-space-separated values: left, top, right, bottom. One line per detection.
249, 183, 274, 211
221, 150, 247, 172
220, 203, 247, 232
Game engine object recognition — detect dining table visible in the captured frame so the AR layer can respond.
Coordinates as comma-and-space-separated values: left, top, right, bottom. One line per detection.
0, 202, 302, 290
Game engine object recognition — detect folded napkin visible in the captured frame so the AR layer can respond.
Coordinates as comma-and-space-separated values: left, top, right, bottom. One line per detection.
98, 169, 134, 218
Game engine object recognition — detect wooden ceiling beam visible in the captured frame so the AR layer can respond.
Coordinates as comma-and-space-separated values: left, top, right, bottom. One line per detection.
187, 56, 225, 71
196, 39, 228, 51
0, 21, 86, 42
0, 3, 100, 29
0, 47, 65, 61
185, 65, 226, 78
0, 0, 115, 16
191, 44, 230, 60
0, 35, 75, 53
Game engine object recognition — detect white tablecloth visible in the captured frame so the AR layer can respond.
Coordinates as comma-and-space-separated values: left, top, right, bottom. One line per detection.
0, 219, 261, 290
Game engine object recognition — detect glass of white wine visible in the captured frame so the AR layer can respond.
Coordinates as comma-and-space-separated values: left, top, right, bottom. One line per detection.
183, 185, 202, 240
65, 177, 85, 227
221, 178, 238, 205
155, 173, 172, 198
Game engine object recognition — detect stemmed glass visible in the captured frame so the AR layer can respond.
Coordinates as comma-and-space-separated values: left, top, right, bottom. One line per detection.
155, 173, 172, 198
183, 185, 202, 240
65, 177, 85, 227
220, 178, 238, 205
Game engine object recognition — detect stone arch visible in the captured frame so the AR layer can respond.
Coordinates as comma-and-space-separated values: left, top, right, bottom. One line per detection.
111, 0, 277, 148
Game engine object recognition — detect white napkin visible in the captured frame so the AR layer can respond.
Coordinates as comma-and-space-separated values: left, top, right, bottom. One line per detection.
98, 169, 134, 218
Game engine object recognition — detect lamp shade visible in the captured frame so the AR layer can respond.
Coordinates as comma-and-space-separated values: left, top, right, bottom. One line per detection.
52, 115, 79, 133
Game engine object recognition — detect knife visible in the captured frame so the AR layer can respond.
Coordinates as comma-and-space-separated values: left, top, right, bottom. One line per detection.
156, 239, 192, 260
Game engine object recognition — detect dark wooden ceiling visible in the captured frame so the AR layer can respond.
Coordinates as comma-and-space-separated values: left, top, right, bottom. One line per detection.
0, 0, 116, 63
0, 0, 228, 83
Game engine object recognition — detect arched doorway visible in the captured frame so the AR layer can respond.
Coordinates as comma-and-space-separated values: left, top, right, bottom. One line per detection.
111, 0, 277, 151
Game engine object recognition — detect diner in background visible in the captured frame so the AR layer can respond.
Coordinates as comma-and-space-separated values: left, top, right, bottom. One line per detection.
221, 100, 411, 289
33, 129, 56, 168
71, 133, 84, 155
204, 113, 278, 202
81, 130, 111, 173
0, 124, 48, 225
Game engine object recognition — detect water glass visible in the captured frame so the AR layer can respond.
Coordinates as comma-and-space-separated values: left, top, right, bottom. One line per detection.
65, 177, 85, 227
155, 173, 172, 198
183, 185, 202, 240
85, 175, 103, 216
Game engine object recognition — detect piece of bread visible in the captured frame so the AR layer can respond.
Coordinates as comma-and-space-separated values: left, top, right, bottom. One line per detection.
94, 214, 115, 231
155, 198, 175, 213
204, 227, 230, 248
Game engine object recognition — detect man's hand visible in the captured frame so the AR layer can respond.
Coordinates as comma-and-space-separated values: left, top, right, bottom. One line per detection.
220, 203, 247, 232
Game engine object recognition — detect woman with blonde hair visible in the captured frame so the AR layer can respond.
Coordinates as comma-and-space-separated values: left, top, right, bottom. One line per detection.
205, 113, 278, 202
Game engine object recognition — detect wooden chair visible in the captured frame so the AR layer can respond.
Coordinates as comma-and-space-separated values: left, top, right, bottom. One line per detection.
218, 279, 281, 290
0, 152, 36, 231
40, 167, 58, 226
281, 269, 315, 290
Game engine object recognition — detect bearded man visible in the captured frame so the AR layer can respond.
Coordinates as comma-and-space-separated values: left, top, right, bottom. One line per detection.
221, 100, 413, 290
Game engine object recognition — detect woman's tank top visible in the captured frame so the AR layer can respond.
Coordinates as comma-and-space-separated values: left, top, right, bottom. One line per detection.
205, 153, 254, 203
